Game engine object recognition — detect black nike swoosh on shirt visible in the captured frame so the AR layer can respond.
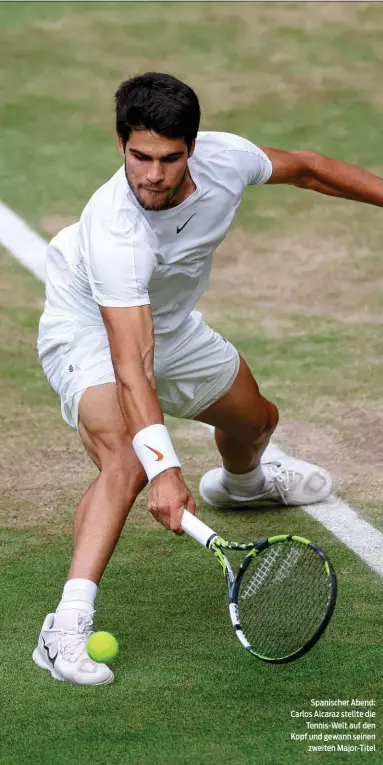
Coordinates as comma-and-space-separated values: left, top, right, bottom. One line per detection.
42, 637, 58, 666
176, 213, 196, 234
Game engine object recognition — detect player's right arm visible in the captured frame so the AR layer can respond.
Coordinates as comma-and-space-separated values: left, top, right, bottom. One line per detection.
99, 303, 161, 435
99, 303, 195, 534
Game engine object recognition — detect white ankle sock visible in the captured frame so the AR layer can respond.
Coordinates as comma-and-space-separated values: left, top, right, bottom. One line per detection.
222, 464, 265, 495
54, 578, 98, 629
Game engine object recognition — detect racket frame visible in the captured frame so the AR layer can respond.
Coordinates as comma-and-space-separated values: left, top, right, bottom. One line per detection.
181, 511, 337, 664
229, 534, 338, 663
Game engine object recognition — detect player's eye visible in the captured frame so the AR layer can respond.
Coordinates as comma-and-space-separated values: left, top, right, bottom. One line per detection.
132, 154, 181, 163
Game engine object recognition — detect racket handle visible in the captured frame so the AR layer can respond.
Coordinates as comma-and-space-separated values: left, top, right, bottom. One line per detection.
181, 510, 218, 548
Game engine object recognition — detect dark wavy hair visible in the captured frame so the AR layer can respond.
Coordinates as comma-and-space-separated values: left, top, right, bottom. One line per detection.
115, 72, 200, 155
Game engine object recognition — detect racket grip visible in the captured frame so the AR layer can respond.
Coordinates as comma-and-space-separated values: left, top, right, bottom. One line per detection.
181, 510, 218, 548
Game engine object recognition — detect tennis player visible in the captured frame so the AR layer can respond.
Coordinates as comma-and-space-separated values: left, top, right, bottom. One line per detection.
33, 72, 382, 684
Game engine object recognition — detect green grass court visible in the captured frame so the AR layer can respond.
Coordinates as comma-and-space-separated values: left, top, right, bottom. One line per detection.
0, 3, 382, 763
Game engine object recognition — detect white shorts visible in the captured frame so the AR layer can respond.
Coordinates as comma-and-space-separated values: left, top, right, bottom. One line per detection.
38, 311, 240, 430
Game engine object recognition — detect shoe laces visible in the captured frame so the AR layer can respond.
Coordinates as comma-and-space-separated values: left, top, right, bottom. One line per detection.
262, 461, 297, 504
59, 610, 95, 663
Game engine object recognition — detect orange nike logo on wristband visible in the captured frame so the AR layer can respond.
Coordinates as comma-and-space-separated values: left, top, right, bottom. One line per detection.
144, 444, 164, 461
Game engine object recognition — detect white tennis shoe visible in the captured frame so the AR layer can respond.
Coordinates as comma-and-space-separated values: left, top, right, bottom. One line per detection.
199, 458, 332, 508
32, 611, 114, 685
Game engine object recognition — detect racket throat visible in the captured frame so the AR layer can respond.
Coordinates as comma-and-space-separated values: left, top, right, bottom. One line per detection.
229, 603, 252, 650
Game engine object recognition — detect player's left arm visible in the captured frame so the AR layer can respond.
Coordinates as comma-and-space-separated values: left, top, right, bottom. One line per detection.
260, 146, 383, 207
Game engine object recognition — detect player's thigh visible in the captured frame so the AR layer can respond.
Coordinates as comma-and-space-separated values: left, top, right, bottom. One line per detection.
78, 383, 147, 493
194, 355, 278, 436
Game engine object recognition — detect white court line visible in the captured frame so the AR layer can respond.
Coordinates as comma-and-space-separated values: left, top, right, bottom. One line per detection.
1, 199, 383, 578
0, 201, 46, 281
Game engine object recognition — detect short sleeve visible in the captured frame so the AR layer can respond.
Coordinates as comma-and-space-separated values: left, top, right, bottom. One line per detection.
81, 208, 157, 308
232, 137, 273, 186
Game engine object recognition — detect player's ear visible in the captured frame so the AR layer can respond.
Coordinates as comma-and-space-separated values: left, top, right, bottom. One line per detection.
117, 134, 125, 156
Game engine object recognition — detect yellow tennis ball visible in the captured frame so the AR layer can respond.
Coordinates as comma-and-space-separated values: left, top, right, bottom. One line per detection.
86, 631, 119, 663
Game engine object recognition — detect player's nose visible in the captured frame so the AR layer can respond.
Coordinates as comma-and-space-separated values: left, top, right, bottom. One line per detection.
146, 161, 164, 183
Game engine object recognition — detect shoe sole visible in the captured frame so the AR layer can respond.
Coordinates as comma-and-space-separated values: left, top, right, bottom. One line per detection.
199, 483, 283, 508
199, 479, 333, 509
32, 648, 114, 686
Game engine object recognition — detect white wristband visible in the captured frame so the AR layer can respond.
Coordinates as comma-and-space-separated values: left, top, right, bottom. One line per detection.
132, 424, 181, 482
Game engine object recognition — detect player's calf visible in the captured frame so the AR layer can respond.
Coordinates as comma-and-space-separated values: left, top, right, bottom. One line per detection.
213, 395, 279, 475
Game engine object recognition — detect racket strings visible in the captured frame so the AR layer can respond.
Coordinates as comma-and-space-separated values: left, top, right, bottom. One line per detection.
241, 545, 284, 599
238, 543, 331, 659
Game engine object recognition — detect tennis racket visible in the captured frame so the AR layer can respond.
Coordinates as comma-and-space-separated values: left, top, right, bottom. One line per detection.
181, 510, 337, 663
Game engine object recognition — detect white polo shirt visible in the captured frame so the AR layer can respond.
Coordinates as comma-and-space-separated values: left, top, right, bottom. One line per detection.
37, 131, 272, 358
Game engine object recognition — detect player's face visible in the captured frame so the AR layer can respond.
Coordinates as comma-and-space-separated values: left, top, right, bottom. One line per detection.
118, 130, 195, 211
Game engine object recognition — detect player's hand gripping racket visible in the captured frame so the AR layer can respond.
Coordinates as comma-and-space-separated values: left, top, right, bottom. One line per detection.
181, 510, 337, 663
